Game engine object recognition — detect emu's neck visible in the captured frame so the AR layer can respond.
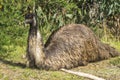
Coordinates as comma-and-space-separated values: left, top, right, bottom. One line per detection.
27, 17, 45, 66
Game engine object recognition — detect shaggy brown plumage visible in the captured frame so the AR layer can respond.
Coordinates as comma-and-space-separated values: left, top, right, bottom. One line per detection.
25, 13, 120, 70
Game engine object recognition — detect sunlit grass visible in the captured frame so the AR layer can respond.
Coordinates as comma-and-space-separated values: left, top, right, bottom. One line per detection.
101, 37, 120, 51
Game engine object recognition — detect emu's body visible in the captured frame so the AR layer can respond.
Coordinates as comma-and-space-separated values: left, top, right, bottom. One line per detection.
25, 13, 120, 70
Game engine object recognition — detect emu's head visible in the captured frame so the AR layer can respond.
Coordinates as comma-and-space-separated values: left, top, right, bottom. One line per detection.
25, 13, 36, 26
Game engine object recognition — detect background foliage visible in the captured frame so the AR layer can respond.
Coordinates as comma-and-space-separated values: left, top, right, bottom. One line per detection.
0, 0, 120, 57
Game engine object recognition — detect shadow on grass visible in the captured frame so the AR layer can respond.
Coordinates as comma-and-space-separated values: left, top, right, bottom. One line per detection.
0, 58, 26, 68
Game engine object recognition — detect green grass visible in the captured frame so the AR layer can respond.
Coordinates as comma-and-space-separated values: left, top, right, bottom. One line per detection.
110, 57, 120, 67
102, 37, 120, 51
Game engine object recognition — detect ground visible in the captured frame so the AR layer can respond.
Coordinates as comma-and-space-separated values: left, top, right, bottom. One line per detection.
0, 56, 120, 80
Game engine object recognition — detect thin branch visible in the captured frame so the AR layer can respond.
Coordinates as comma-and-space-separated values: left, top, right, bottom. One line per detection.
61, 69, 105, 80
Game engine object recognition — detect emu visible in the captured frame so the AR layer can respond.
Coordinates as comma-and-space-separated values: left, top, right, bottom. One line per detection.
25, 13, 120, 71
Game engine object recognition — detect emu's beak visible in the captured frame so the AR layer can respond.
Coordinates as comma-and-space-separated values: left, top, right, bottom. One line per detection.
24, 19, 32, 27
24, 19, 32, 23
